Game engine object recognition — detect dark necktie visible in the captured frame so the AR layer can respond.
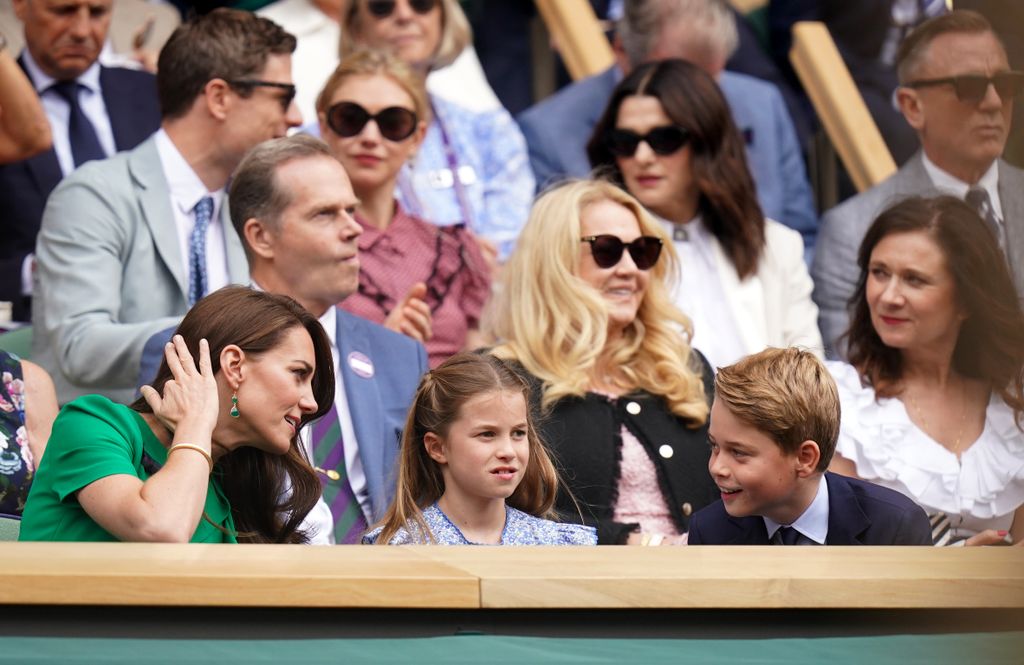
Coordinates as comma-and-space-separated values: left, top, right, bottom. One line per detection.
311, 404, 369, 544
964, 187, 1005, 250
50, 80, 106, 167
772, 526, 802, 546
189, 197, 214, 306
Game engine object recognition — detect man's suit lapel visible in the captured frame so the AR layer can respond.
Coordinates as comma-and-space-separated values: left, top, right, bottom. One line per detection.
335, 310, 388, 519
710, 235, 767, 354
221, 205, 249, 283
100, 66, 152, 151
16, 55, 63, 200
724, 515, 771, 545
996, 160, 1024, 292
128, 137, 189, 300
824, 472, 870, 545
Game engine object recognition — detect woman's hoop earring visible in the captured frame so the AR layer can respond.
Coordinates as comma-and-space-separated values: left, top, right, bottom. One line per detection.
230, 392, 240, 418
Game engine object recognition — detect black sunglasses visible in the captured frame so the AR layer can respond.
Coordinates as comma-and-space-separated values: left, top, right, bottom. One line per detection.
325, 102, 418, 141
225, 79, 296, 112
581, 235, 663, 270
606, 126, 689, 157
904, 71, 1024, 103
367, 0, 437, 18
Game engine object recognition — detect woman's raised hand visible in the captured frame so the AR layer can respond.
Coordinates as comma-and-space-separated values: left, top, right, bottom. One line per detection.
140, 336, 219, 438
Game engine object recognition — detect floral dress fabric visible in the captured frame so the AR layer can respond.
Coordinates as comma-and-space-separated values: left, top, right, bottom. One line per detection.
362, 502, 597, 545
0, 352, 32, 518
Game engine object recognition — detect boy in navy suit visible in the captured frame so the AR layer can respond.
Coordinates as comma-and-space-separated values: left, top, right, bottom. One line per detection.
688, 348, 931, 546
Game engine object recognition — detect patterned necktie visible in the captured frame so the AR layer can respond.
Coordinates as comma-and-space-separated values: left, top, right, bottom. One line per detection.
772, 526, 802, 546
964, 187, 1005, 250
50, 81, 106, 167
311, 404, 368, 544
189, 197, 214, 306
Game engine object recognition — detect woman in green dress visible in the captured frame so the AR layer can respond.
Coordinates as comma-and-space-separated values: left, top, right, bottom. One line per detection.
20, 287, 335, 543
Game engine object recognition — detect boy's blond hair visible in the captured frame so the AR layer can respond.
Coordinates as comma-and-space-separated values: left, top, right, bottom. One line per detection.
714, 348, 840, 470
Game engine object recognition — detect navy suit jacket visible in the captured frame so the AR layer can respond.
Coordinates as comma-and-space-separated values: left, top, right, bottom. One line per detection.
687, 472, 932, 545
516, 65, 818, 256
139, 307, 428, 522
0, 63, 160, 320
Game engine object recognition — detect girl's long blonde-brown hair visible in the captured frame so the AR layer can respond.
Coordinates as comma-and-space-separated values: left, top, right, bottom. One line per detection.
372, 353, 560, 544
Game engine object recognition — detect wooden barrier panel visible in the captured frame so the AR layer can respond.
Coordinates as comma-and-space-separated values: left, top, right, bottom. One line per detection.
789, 21, 898, 192
1, 543, 1022, 610
729, 0, 768, 13
534, 0, 615, 81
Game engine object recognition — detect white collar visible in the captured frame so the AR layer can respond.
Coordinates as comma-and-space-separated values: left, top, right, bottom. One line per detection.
23, 49, 102, 94
922, 153, 1001, 217
318, 305, 338, 349
154, 128, 224, 217
763, 474, 829, 544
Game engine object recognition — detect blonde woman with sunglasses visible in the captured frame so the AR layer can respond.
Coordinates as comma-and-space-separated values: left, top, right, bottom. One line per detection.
317, 49, 490, 367
485, 180, 718, 545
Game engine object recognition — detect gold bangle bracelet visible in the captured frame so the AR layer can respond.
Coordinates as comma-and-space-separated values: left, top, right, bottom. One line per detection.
169, 443, 213, 473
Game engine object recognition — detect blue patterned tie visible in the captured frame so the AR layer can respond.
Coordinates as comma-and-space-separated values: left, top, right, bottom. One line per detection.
311, 404, 369, 544
189, 197, 214, 306
50, 81, 105, 167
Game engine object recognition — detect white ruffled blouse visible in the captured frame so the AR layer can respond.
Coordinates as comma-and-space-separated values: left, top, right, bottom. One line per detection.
827, 361, 1024, 537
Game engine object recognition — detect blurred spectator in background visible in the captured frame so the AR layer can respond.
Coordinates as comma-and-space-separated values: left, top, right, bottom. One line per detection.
0, 0, 160, 322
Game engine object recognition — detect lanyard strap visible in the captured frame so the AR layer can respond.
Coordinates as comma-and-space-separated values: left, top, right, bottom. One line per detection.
431, 100, 476, 231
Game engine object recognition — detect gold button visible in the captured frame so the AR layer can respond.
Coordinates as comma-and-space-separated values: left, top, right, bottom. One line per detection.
658, 444, 674, 458
626, 401, 641, 415
682, 502, 693, 516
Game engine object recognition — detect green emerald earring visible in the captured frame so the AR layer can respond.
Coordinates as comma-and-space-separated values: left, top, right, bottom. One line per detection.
230, 392, 239, 418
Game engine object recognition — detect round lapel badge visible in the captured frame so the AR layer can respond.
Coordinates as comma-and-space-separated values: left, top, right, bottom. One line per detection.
347, 351, 375, 378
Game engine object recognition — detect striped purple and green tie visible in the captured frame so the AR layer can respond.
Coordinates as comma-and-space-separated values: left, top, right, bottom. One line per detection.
311, 405, 368, 544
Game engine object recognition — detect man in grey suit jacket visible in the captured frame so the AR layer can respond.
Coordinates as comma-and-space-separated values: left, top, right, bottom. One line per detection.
229, 135, 428, 543
517, 0, 817, 256
32, 9, 303, 404
813, 11, 1024, 356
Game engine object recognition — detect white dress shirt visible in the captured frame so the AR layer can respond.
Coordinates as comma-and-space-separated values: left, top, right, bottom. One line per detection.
922, 154, 1003, 221
763, 474, 829, 545
661, 214, 748, 370
298, 305, 372, 545
153, 129, 231, 294
22, 51, 116, 176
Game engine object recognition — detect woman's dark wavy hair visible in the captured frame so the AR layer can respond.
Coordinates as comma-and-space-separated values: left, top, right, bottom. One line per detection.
132, 286, 336, 543
845, 196, 1024, 426
587, 58, 765, 279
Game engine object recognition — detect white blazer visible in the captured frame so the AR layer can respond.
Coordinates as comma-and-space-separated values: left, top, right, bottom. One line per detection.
708, 219, 824, 359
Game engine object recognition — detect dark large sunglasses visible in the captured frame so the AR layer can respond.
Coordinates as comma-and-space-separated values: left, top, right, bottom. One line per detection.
606, 126, 689, 157
904, 71, 1024, 103
325, 102, 418, 141
367, 0, 437, 18
225, 79, 296, 112
581, 235, 663, 270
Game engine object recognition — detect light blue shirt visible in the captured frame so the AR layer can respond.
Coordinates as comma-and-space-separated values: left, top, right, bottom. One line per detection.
763, 474, 830, 544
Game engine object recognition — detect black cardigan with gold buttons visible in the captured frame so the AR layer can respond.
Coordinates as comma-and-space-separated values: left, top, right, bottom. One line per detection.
514, 354, 718, 545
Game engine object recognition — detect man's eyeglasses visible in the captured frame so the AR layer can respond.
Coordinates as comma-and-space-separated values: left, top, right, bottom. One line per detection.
366, 0, 437, 19
325, 102, 419, 141
581, 235, 663, 270
225, 79, 297, 112
903, 71, 1024, 104
605, 126, 690, 158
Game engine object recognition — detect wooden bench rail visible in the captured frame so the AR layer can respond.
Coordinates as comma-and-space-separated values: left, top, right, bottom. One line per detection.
1, 543, 1021, 610
534, 0, 615, 81
789, 21, 898, 192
